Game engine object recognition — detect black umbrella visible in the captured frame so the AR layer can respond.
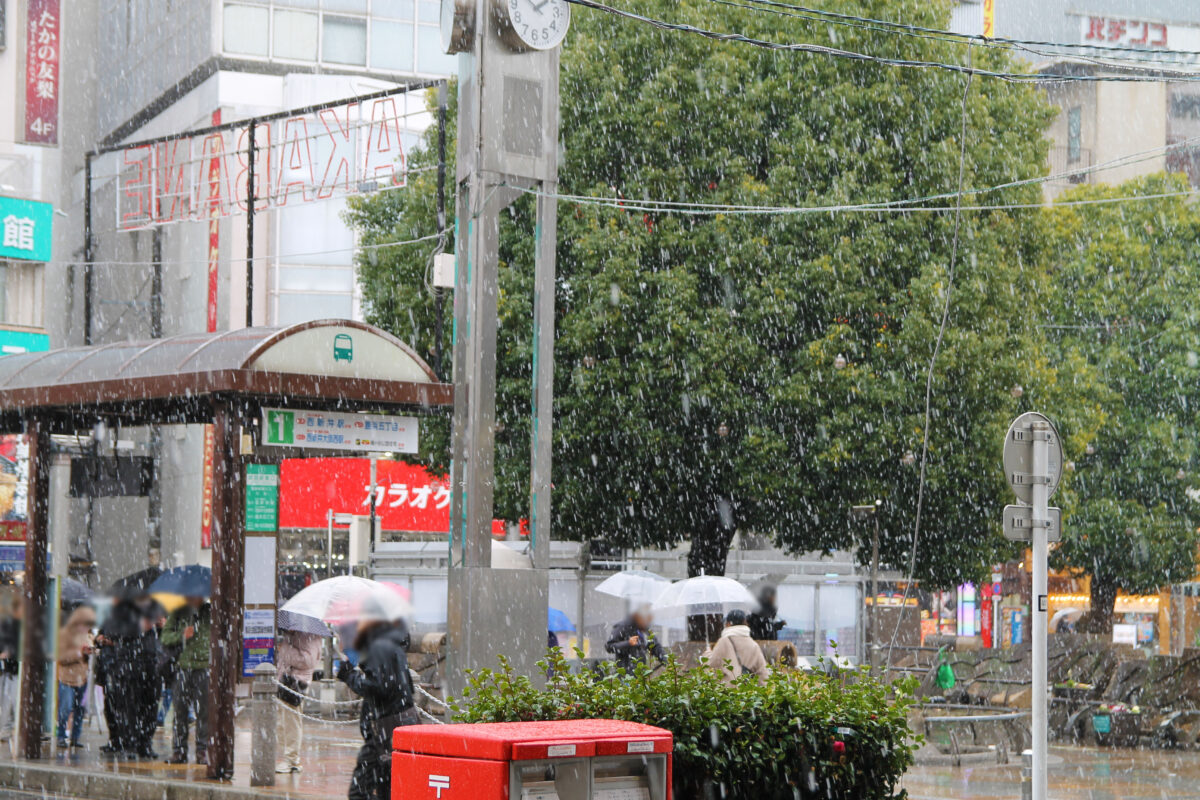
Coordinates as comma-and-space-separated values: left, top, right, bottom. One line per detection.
108, 566, 164, 600
60, 578, 96, 608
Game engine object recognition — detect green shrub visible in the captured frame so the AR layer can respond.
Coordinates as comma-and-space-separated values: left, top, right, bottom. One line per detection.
451, 651, 919, 799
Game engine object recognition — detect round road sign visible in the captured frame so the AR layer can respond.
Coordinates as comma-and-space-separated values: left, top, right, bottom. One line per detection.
1002, 411, 1063, 504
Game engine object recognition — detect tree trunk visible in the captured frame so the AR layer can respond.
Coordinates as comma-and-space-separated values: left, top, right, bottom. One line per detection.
685, 517, 734, 642
1083, 576, 1118, 635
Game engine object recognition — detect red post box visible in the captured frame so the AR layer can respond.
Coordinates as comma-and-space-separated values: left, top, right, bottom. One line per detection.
393, 719, 673, 800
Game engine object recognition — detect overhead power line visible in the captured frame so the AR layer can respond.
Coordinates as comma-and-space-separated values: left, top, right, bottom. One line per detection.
566, 0, 1200, 83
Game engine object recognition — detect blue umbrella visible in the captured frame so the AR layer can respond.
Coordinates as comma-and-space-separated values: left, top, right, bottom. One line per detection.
548, 607, 575, 632
148, 565, 212, 597
278, 609, 330, 636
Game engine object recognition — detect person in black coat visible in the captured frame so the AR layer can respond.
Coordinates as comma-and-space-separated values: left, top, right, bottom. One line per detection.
97, 597, 162, 758
337, 620, 419, 800
747, 586, 786, 641
605, 608, 664, 673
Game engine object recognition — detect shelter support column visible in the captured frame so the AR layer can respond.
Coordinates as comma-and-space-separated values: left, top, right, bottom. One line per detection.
18, 417, 50, 759
207, 402, 246, 779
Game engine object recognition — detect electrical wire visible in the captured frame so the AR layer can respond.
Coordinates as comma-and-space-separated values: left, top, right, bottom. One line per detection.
57, 232, 443, 269
885, 42, 974, 664
566, 0, 1200, 83
515, 184, 1200, 217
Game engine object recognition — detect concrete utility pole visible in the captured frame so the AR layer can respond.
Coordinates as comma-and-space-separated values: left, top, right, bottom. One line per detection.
443, 0, 570, 696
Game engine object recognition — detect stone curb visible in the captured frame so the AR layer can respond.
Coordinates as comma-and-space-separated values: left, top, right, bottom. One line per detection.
0, 762, 305, 800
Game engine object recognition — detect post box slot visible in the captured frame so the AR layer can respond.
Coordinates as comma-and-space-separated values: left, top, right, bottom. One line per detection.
592, 755, 668, 800
511, 758, 590, 800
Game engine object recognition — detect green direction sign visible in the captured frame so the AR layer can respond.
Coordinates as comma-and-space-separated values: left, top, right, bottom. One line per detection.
245, 464, 279, 532
0, 196, 53, 263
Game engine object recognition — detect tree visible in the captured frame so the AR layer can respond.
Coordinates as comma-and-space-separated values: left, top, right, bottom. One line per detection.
348, 0, 1064, 602
1044, 175, 1200, 633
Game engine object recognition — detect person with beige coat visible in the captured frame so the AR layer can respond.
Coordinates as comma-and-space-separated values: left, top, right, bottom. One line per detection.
275, 625, 323, 774
56, 605, 96, 748
708, 610, 769, 685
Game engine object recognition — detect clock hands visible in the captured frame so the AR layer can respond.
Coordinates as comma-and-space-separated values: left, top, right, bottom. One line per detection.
530, 0, 551, 12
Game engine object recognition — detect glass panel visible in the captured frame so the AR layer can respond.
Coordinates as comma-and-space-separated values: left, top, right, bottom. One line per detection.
277, 266, 355, 293
323, 0, 368, 12
416, 0, 438, 23
774, 583, 816, 655
415, 25, 457, 74
273, 9, 318, 60
370, 20, 414, 72
410, 577, 447, 631
818, 583, 858, 658
278, 202, 355, 265
374, 0, 414, 20
223, 3, 269, 56
276, 0, 319, 7
275, 292, 354, 325
323, 14, 367, 65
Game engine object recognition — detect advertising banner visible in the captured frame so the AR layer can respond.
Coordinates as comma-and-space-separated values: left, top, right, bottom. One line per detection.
22, 0, 59, 144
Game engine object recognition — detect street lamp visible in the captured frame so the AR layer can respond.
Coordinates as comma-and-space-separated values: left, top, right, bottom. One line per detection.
1010, 384, 1024, 399
582, 355, 596, 368
1085, 444, 1095, 456
717, 423, 729, 438
850, 500, 883, 676
901, 450, 917, 467
833, 353, 848, 370
1178, 469, 1188, 481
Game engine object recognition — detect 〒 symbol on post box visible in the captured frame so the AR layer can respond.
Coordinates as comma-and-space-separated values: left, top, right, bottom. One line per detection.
428, 774, 450, 798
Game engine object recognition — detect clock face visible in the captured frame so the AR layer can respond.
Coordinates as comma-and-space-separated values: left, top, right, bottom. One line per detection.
505, 0, 570, 50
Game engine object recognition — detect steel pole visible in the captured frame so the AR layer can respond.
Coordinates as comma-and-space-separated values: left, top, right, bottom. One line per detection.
1031, 420, 1049, 800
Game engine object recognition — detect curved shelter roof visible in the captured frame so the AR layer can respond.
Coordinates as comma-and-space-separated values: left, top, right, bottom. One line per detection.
0, 320, 451, 429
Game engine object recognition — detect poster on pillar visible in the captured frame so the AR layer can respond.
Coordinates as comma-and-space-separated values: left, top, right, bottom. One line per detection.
242, 608, 275, 677
245, 464, 279, 532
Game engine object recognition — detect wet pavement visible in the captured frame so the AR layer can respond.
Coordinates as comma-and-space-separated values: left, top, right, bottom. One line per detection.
904, 745, 1200, 799
0, 708, 364, 798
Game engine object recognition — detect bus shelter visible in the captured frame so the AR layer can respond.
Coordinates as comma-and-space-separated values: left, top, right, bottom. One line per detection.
0, 320, 452, 778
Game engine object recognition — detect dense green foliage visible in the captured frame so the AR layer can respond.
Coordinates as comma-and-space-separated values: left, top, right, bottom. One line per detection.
349, 0, 1069, 590
1045, 175, 1200, 631
452, 652, 918, 799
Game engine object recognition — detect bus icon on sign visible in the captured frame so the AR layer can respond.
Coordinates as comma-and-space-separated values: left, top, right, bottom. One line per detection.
333, 334, 354, 363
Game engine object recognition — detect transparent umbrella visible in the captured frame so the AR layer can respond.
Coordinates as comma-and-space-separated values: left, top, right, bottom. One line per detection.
280, 576, 413, 624
595, 569, 671, 605
651, 575, 757, 618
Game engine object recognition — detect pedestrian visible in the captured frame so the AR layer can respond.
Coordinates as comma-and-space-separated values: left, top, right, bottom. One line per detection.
275, 626, 322, 774
708, 610, 769, 685
56, 604, 96, 749
337, 619, 419, 800
747, 586, 785, 641
161, 595, 210, 765
0, 595, 21, 742
605, 606, 665, 673
97, 594, 157, 756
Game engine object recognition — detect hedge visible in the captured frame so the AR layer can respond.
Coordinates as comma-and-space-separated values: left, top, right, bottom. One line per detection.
451, 651, 918, 799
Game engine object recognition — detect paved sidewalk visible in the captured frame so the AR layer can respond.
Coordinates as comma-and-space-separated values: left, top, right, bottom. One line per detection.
0, 708, 367, 800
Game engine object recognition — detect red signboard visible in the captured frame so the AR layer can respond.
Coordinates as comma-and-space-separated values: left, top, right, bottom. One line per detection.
23, 0, 59, 144
279, 458, 510, 536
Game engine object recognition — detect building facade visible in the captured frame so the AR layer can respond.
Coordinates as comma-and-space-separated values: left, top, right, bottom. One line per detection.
0, 0, 455, 585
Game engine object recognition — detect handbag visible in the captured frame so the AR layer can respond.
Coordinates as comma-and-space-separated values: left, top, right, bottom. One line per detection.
277, 674, 307, 707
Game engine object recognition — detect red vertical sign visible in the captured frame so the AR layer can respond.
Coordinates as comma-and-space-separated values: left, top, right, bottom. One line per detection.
200, 109, 222, 549
23, 0, 60, 144
980, 583, 994, 648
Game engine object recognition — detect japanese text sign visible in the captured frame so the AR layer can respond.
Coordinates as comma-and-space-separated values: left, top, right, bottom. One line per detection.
262, 409, 418, 454
0, 196, 53, 262
23, 0, 59, 144
245, 464, 279, 532
1079, 15, 1200, 58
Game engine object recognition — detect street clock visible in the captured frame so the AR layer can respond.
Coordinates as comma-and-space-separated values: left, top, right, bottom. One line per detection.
497, 0, 570, 51
442, 0, 570, 53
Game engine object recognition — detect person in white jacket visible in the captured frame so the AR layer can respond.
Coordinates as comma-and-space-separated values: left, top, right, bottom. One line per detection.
275, 626, 323, 774
708, 610, 770, 685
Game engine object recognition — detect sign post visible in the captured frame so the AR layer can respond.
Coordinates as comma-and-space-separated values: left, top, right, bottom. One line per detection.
1002, 412, 1063, 800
